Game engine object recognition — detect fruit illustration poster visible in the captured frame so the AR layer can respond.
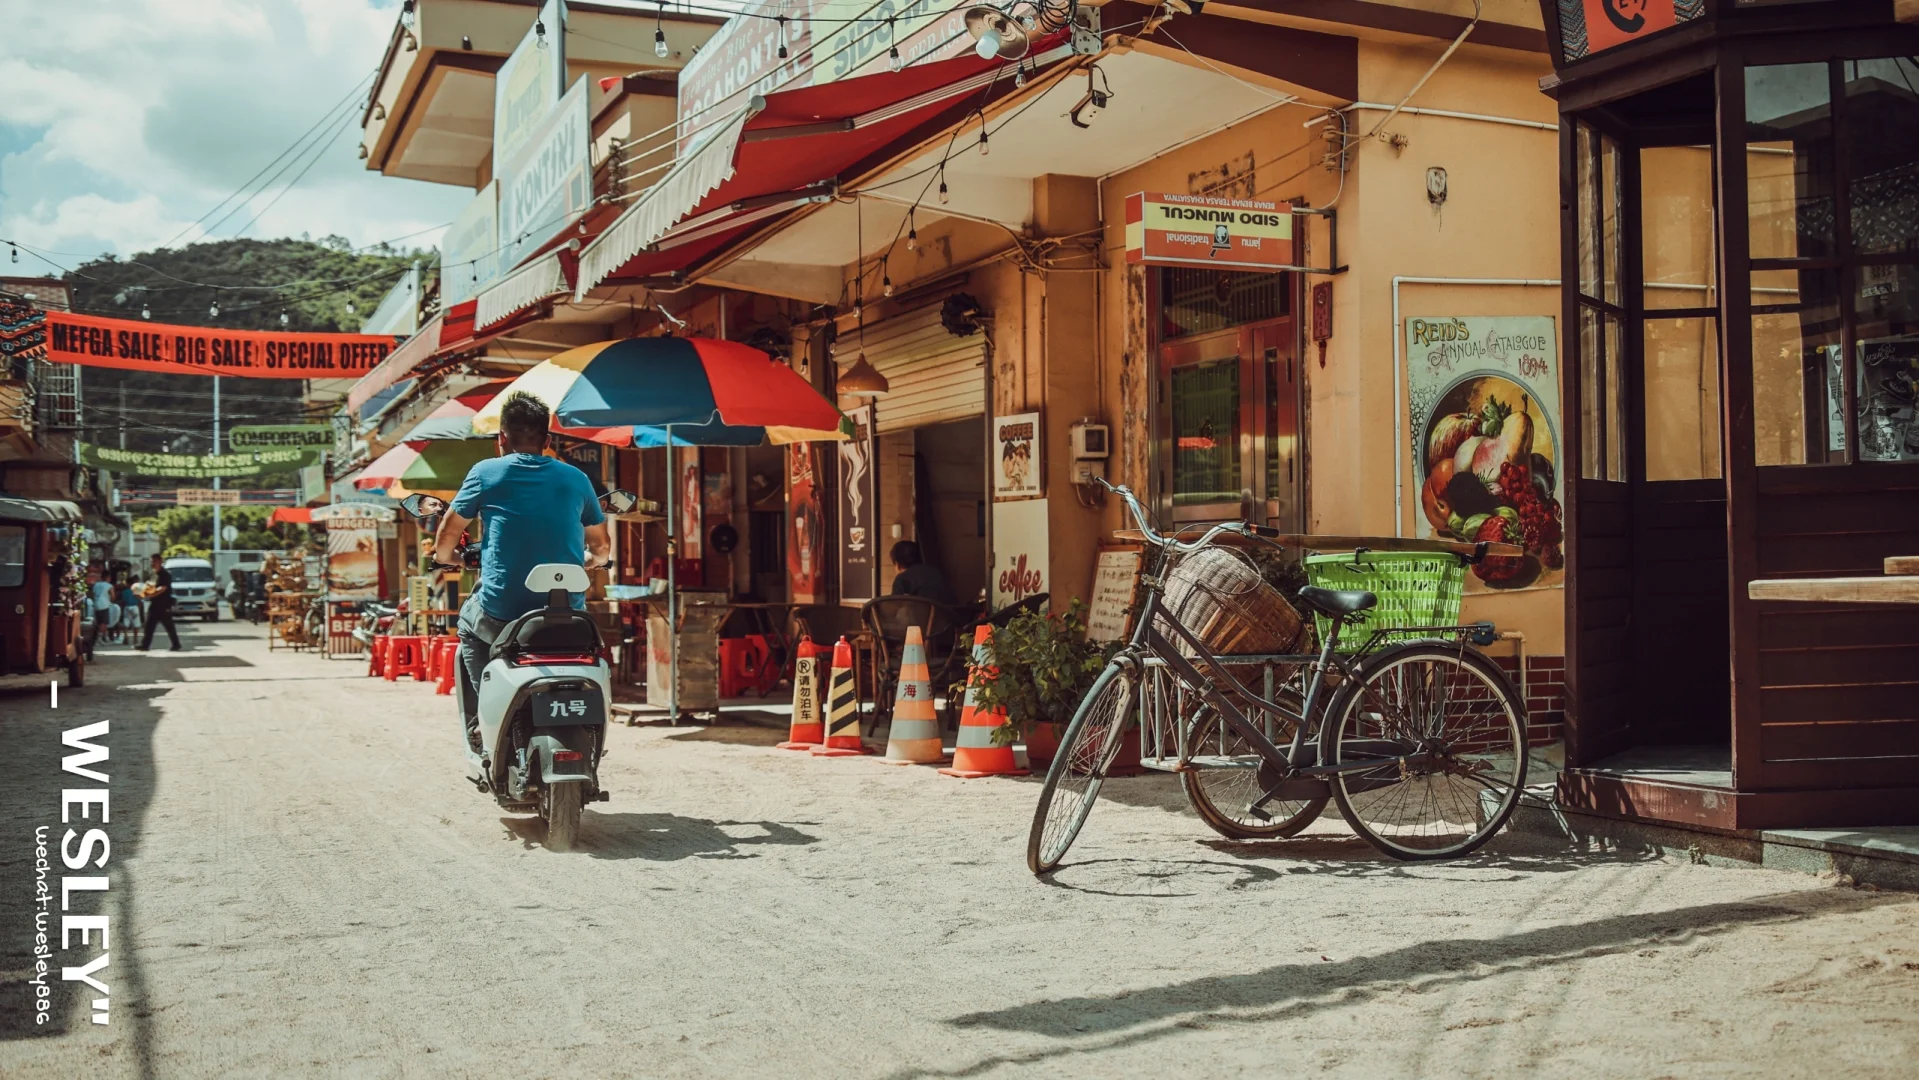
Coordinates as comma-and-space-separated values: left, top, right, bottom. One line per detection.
1406, 316, 1564, 593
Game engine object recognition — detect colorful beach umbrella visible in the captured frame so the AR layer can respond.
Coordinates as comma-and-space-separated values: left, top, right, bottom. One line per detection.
472, 337, 848, 445
401, 380, 516, 441
355, 438, 497, 496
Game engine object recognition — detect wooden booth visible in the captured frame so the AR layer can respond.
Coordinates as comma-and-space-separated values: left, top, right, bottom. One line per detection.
1540, 0, 1919, 829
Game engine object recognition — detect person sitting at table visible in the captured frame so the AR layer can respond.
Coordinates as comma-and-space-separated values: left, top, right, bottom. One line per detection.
889, 540, 955, 607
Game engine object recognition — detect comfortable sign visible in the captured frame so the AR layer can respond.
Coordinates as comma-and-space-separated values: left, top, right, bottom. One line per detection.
1125, 192, 1293, 271
498, 77, 592, 270
45, 312, 396, 378
79, 444, 322, 479
227, 424, 332, 449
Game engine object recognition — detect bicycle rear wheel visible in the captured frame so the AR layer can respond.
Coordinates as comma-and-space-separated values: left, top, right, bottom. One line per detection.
1321, 642, 1527, 860
1027, 662, 1136, 875
1181, 681, 1327, 840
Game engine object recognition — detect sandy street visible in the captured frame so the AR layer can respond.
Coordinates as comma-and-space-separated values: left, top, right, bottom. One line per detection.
2, 622, 1915, 1078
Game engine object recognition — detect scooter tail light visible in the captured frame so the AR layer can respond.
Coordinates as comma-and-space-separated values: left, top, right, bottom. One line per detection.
552, 750, 583, 762
512, 652, 598, 666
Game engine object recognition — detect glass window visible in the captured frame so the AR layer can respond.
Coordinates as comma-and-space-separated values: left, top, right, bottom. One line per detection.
1169, 358, 1241, 505
167, 563, 216, 582
1160, 267, 1289, 340
1579, 307, 1626, 481
1601, 133, 1623, 306
1752, 269, 1843, 465
1644, 319, 1723, 480
1578, 125, 1600, 300
1842, 59, 1919, 257
1605, 313, 1625, 479
1745, 64, 1835, 261
1854, 272, 1919, 461
0, 525, 24, 588
1641, 146, 1719, 311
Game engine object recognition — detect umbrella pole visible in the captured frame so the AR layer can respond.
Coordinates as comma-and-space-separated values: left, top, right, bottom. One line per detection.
666, 429, 678, 723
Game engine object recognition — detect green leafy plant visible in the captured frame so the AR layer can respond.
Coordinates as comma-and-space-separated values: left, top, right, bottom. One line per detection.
967, 600, 1117, 746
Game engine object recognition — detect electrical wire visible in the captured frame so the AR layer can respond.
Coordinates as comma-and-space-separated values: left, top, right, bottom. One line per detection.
229, 109, 360, 239
202, 92, 369, 239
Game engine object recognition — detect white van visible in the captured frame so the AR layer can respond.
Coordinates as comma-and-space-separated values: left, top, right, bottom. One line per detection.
163, 557, 221, 621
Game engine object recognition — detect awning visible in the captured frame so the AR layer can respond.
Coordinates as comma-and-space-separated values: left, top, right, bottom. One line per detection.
575, 46, 1066, 298
345, 315, 444, 414
477, 251, 570, 330
269, 507, 313, 526
0, 496, 83, 524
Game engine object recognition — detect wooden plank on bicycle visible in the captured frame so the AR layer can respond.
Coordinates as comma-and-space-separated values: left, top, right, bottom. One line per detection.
1110, 529, 1521, 558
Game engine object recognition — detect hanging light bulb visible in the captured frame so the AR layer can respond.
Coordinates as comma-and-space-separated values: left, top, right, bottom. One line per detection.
906, 212, 917, 252
345, 299, 356, 314
141, 304, 151, 320
279, 310, 290, 327
209, 302, 220, 318
777, 15, 788, 59
882, 272, 894, 297
534, 17, 547, 48
978, 117, 990, 157
1015, 61, 1028, 88
654, 27, 669, 56
8, 243, 16, 264
890, 43, 902, 71
938, 175, 949, 204
401, 0, 415, 25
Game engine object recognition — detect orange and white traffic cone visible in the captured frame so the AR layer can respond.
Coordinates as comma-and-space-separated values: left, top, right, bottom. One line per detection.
811, 636, 870, 757
776, 638, 824, 751
880, 625, 947, 765
939, 624, 1028, 778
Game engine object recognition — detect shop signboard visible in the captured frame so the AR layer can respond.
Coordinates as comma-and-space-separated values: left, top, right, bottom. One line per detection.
440, 182, 501, 310
676, 0, 971, 151
837, 405, 876, 604
497, 77, 592, 271
993, 411, 1041, 498
786, 442, 824, 604
1124, 192, 1293, 272
228, 424, 332, 449
991, 497, 1048, 608
310, 504, 394, 601
359, 264, 421, 337
494, 0, 565, 167
678, 454, 703, 561
44, 311, 396, 378
1405, 315, 1564, 593
1087, 546, 1141, 642
1831, 336, 1919, 461
80, 444, 322, 479
176, 488, 241, 506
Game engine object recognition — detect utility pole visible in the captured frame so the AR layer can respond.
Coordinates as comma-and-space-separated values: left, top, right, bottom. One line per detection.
212, 375, 223, 555
118, 384, 127, 449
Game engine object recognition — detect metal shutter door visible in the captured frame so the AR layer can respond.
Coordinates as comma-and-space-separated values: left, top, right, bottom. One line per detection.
863, 302, 987, 433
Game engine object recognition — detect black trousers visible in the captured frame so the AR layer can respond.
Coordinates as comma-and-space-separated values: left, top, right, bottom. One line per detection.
141, 604, 180, 650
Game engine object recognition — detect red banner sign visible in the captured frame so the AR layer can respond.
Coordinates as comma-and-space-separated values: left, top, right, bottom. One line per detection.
1124, 192, 1294, 272
44, 311, 398, 378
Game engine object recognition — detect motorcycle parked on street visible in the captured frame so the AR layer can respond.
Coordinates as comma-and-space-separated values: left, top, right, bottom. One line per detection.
398, 488, 641, 851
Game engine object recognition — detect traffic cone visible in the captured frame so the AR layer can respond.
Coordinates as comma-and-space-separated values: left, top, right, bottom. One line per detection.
811, 636, 870, 757
880, 626, 947, 765
940, 624, 1028, 778
777, 638, 824, 751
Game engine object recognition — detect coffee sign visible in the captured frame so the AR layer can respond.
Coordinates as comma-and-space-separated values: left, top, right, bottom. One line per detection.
991, 498, 1048, 608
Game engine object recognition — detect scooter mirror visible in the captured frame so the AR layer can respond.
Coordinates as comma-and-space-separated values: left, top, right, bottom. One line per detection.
400, 494, 447, 518
601, 488, 639, 515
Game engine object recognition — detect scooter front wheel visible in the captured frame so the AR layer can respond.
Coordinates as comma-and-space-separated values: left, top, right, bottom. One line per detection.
542, 781, 583, 852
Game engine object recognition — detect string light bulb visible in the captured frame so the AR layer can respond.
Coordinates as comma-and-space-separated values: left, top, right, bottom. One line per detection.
655, 3, 669, 57
345, 299, 356, 314
938, 174, 949, 204
8, 243, 16, 264
978, 114, 990, 156
776, 15, 788, 59
882, 272, 894, 297
906, 212, 917, 252
209, 302, 220, 318
141, 304, 151, 320
279, 310, 290, 327
534, 17, 547, 48
890, 43, 902, 71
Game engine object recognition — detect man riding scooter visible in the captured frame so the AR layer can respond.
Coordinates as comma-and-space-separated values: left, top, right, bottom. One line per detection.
432, 392, 611, 751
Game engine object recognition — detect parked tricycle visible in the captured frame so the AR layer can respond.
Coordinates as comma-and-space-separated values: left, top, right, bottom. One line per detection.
0, 496, 88, 687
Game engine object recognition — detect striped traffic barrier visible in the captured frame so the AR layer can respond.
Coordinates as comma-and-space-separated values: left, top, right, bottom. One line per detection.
939, 624, 1028, 778
880, 625, 947, 765
776, 637, 824, 750
811, 636, 870, 757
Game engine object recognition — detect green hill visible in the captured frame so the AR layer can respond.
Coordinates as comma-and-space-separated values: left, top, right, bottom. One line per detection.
65, 236, 433, 464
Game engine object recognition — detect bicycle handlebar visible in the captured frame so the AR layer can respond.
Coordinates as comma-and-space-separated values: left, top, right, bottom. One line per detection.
1100, 478, 1272, 556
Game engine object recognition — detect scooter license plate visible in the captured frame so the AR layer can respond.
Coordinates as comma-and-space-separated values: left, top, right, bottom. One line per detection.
531, 690, 604, 726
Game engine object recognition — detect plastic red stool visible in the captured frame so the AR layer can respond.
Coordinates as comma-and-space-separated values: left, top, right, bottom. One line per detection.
429, 635, 460, 680
385, 635, 427, 682
435, 639, 459, 695
718, 636, 769, 699
367, 634, 390, 678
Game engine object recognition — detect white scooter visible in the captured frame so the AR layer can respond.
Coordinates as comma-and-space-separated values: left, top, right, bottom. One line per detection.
400, 489, 640, 852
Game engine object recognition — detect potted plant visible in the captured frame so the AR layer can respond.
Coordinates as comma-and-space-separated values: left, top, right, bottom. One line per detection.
968, 600, 1129, 771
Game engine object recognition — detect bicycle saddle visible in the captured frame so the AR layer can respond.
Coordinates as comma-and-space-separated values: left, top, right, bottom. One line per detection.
1296, 586, 1378, 618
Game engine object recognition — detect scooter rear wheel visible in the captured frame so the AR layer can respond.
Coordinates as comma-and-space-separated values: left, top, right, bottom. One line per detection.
543, 781, 583, 852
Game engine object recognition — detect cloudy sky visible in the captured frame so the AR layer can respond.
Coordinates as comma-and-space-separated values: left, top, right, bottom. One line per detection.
0, 0, 470, 267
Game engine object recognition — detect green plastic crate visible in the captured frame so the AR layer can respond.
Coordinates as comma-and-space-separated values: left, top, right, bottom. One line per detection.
1302, 550, 1465, 650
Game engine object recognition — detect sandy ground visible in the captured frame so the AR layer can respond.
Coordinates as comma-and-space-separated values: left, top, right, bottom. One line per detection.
3, 621, 1916, 1079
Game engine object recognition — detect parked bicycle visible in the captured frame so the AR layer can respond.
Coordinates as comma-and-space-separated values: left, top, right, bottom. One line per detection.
1027, 479, 1530, 874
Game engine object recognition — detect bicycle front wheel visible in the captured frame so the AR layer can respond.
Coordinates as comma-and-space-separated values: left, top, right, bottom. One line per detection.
1027, 662, 1136, 875
1322, 642, 1528, 860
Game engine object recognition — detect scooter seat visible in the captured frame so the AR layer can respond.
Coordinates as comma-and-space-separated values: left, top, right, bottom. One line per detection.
492, 607, 602, 660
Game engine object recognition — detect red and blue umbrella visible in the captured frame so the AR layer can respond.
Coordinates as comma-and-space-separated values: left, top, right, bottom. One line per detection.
472, 336, 847, 445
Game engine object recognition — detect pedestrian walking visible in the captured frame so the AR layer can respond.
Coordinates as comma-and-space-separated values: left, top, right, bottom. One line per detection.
89, 568, 115, 648
117, 577, 140, 643
139, 554, 182, 652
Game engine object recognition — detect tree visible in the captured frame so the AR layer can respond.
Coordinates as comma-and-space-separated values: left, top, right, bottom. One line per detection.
129, 505, 310, 560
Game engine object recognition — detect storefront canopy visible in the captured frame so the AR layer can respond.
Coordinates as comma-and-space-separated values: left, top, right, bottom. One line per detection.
574, 43, 1071, 298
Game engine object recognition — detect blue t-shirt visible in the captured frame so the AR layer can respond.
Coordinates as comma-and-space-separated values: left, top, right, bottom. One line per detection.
451, 453, 606, 621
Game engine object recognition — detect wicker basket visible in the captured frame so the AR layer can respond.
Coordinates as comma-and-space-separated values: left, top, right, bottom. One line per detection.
1302, 550, 1465, 651
1160, 545, 1308, 656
